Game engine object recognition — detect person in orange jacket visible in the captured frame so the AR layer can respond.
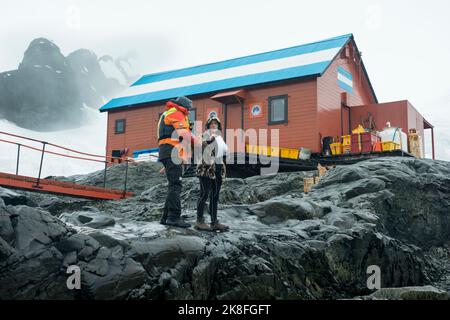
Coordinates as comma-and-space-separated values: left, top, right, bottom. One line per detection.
158, 96, 199, 228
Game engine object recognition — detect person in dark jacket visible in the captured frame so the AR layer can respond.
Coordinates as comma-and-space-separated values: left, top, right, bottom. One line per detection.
195, 116, 229, 231
158, 96, 199, 228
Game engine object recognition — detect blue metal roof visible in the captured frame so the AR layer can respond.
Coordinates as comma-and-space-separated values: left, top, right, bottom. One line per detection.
100, 34, 353, 112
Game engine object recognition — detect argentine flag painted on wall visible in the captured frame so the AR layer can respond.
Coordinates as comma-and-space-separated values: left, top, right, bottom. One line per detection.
337, 66, 353, 93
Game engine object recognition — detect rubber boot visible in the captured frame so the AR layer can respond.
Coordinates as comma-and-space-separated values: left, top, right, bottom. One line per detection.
160, 207, 168, 225
166, 217, 191, 228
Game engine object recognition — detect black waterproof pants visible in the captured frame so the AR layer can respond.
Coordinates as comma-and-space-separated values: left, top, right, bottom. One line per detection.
161, 158, 183, 221
197, 166, 223, 223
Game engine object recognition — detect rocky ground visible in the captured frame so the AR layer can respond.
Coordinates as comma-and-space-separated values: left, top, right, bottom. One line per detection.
1, 157, 450, 299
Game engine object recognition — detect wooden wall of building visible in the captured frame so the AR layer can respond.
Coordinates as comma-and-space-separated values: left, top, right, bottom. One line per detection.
317, 41, 376, 149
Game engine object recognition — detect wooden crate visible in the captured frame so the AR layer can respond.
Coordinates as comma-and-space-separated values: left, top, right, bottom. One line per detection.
303, 177, 315, 193
342, 135, 351, 146
330, 142, 343, 155
408, 134, 423, 158
382, 141, 401, 151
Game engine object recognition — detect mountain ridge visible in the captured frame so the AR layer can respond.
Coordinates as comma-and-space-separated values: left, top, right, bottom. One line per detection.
0, 38, 137, 131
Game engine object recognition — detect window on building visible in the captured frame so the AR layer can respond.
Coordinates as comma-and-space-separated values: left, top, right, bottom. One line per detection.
268, 95, 288, 125
115, 119, 126, 134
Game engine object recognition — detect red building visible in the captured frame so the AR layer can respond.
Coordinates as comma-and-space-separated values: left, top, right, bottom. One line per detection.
100, 34, 435, 160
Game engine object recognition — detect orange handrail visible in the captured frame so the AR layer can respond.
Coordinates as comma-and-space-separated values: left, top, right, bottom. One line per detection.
0, 130, 132, 163
0, 130, 134, 196
0, 138, 106, 164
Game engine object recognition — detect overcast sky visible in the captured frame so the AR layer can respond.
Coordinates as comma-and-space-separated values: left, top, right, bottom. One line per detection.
1, 0, 449, 159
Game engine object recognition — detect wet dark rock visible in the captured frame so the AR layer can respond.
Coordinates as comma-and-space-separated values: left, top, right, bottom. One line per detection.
0, 187, 36, 207
34, 194, 93, 216
88, 231, 129, 249
0, 204, 147, 299
343, 178, 386, 200
59, 209, 116, 229
79, 254, 147, 300
1, 157, 450, 299
248, 197, 323, 224
57, 234, 97, 253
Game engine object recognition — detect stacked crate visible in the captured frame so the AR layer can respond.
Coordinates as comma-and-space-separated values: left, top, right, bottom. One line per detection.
351, 132, 381, 153
408, 129, 423, 158
342, 135, 351, 154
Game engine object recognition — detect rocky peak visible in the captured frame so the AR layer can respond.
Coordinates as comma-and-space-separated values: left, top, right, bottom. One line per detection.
0, 38, 133, 131
19, 38, 67, 72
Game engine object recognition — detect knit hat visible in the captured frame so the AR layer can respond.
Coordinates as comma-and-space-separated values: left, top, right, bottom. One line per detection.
170, 96, 193, 110
205, 116, 222, 130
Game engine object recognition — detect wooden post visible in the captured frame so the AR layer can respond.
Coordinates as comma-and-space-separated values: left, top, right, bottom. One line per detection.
431, 127, 435, 160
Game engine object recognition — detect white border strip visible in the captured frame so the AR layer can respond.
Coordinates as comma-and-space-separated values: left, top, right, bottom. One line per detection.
337, 72, 353, 88
119, 47, 341, 98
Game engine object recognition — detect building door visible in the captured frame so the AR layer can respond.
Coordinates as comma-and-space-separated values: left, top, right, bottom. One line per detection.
341, 105, 351, 135
225, 103, 243, 153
